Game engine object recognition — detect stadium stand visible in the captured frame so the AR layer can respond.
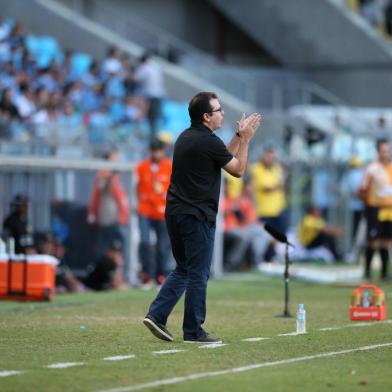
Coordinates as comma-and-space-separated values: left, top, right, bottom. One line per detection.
0, 17, 191, 161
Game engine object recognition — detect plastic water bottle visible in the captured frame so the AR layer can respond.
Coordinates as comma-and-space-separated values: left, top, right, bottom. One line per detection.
0, 237, 5, 254
296, 304, 306, 334
7, 237, 15, 255
362, 291, 370, 307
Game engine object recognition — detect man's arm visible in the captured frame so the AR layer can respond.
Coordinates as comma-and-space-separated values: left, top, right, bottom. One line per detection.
358, 165, 371, 201
224, 139, 251, 178
87, 176, 100, 224
226, 133, 241, 156
226, 114, 244, 156
224, 113, 261, 178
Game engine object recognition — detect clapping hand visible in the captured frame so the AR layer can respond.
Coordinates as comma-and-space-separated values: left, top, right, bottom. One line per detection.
236, 113, 261, 141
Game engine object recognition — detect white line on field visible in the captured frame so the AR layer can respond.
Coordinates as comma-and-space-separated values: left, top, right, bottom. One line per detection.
152, 349, 184, 355
198, 343, 227, 349
97, 342, 392, 392
319, 319, 392, 332
0, 370, 24, 377
47, 362, 85, 369
241, 337, 270, 342
103, 355, 136, 361
350, 322, 380, 328
4, 320, 391, 380
348, 320, 392, 327
281, 319, 392, 336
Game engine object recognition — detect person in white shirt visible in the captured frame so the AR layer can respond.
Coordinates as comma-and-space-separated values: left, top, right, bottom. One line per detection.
102, 46, 123, 77
14, 83, 35, 119
134, 52, 165, 139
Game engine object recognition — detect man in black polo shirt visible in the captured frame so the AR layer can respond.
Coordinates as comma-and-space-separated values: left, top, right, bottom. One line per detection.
143, 92, 261, 343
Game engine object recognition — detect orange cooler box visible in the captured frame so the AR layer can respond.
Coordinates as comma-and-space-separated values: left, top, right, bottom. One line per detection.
0, 254, 58, 301
350, 284, 387, 321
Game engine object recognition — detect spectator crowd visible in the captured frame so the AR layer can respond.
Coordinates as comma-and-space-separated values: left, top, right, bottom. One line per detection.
0, 17, 167, 160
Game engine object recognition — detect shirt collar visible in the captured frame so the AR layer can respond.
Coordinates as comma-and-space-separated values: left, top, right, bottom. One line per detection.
191, 122, 213, 133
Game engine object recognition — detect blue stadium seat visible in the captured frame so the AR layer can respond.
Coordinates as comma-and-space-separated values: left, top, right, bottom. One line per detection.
26, 35, 61, 68
25, 35, 39, 55
161, 100, 189, 138
88, 112, 113, 145
71, 53, 92, 78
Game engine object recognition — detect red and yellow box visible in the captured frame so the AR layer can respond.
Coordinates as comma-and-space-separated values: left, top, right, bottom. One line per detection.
350, 284, 387, 321
0, 254, 58, 301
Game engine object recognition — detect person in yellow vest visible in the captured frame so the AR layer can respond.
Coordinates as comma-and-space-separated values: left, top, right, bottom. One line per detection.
359, 138, 392, 280
297, 206, 344, 261
251, 146, 287, 261
224, 171, 243, 199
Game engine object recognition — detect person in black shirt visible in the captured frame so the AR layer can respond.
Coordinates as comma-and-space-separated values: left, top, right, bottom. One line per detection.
2, 194, 32, 254
84, 238, 127, 291
143, 91, 261, 343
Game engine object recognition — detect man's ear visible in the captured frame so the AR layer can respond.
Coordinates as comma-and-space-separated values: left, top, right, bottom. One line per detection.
203, 113, 210, 122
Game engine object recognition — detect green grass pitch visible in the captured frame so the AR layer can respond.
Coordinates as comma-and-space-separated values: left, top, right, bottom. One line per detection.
1, 274, 392, 391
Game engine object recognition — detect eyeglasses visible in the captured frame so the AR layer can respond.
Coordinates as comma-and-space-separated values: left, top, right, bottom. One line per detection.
210, 107, 223, 113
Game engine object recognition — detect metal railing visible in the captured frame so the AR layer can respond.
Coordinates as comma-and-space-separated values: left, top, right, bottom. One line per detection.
0, 156, 139, 283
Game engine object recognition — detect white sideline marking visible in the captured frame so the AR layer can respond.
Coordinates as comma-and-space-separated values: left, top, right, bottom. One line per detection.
0, 370, 23, 377
281, 320, 392, 335
242, 337, 270, 342
350, 322, 378, 328
103, 355, 136, 361
278, 332, 306, 336
198, 343, 227, 349
97, 343, 392, 392
152, 349, 184, 355
319, 319, 392, 332
350, 320, 392, 327
47, 362, 85, 369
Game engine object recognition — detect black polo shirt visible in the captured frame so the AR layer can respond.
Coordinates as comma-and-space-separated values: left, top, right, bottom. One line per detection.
165, 123, 233, 222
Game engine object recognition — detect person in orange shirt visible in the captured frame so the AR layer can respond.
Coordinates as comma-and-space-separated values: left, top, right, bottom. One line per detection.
223, 180, 269, 270
87, 148, 130, 261
136, 139, 172, 286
